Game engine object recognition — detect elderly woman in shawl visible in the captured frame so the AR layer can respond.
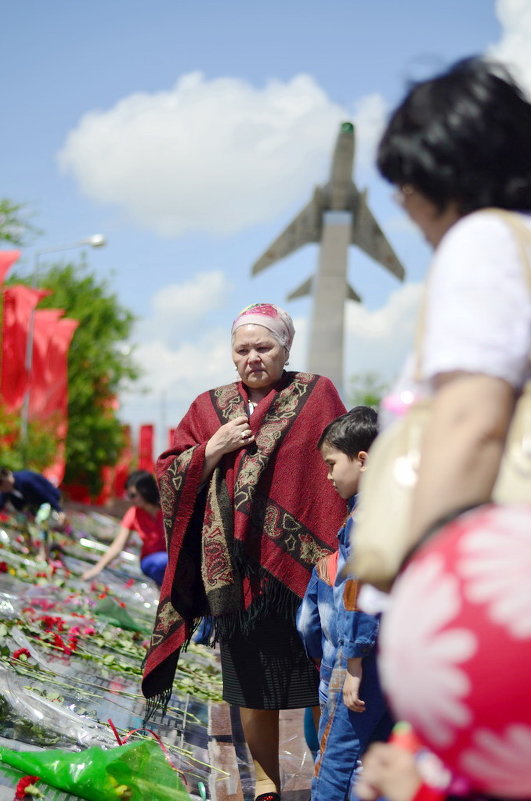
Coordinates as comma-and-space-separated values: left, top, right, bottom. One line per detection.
142, 302, 346, 801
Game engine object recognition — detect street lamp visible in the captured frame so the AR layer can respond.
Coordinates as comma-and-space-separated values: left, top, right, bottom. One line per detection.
32, 233, 107, 284
20, 234, 108, 449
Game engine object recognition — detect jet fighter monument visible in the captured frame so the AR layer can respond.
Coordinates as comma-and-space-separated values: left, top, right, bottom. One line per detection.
251, 121, 405, 394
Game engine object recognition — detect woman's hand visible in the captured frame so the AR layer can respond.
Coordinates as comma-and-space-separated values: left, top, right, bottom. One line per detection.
201, 416, 254, 482
208, 416, 254, 456
356, 743, 422, 801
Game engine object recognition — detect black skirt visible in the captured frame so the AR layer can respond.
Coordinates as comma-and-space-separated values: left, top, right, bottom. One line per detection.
219, 610, 319, 709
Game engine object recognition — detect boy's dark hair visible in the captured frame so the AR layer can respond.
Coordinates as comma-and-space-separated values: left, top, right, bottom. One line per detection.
0, 468, 12, 479
125, 470, 160, 506
318, 406, 378, 459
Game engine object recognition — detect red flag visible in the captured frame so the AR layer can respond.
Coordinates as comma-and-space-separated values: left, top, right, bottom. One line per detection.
138, 424, 154, 472
0, 251, 20, 283
95, 465, 114, 506
0, 285, 50, 411
168, 427, 176, 448
114, 424, 132, 498
93, 424, 133, 505
28, 309, 64, 418
39, 317, 79, 486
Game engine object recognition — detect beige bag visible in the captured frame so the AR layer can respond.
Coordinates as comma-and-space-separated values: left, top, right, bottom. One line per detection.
352, 209, 531, 591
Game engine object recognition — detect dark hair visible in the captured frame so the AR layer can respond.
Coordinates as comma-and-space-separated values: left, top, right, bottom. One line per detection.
377, 56, 531, 214
318, 406, 378, 459
125, 470, 160, 505
0, 468, 12, 479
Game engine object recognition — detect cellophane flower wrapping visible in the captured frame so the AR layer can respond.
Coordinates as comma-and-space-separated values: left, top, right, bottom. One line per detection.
0, 740, 192, 801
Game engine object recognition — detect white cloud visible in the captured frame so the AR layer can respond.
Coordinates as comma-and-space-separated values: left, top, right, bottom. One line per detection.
58, 72, 387, 237
132, 329, 233, 400
58, 73, 343, 236
345, 283, 421, 384
135, 270, 232, 346
490, 0, 531, 94
352, 93, 387, 180
121, 326, 235, 453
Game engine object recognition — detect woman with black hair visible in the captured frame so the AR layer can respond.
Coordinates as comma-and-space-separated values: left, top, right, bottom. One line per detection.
354, 55, 531, 801
376, 55, 531, 547
82, 470, 168, 586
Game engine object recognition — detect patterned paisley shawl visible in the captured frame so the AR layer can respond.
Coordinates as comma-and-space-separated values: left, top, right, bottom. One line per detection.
142, 371, 346, 713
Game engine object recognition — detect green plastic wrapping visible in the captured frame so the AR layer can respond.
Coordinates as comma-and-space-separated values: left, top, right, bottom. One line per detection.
0, 740, 192, 801
93, 597, 148, 633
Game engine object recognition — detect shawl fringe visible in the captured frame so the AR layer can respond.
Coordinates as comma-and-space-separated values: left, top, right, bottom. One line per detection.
143, 687, 172, 726
211, 537, 302, 642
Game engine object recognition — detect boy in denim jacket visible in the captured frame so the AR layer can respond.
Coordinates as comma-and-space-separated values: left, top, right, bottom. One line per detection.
297, 407, 393, 801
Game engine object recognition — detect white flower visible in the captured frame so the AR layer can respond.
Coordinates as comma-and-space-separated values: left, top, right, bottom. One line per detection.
458, 506, 531, 639
380, 554, 476, 747
460, 725, 531, 797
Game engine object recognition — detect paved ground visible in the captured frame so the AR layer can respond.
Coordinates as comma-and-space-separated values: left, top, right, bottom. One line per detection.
209, 705, 313, 801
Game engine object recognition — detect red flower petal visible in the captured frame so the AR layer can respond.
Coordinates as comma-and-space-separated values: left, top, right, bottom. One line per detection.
14, 774, 41, 799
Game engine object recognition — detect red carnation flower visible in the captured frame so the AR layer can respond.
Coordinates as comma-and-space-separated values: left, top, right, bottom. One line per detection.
52, 633, 67, 650
14, 775, 42, 798
0, 561, 8, 572
12, 648, 31, 660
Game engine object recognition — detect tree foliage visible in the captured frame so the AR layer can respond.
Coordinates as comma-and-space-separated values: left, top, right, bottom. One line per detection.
0, 198, 40, 246
8, 260, 139, 495
0, 405, 57, 472
348, 371, 389, 409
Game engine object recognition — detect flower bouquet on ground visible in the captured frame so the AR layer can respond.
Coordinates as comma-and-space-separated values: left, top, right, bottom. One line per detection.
0, 740, 192, 801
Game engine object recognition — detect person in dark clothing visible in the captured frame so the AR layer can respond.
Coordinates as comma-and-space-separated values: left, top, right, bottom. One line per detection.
0, 468, 63, 515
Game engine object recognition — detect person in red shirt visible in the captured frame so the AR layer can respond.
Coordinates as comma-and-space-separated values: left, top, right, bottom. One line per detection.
81, 471, 168, 587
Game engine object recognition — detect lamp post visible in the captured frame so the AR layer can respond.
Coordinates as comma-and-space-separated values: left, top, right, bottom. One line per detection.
20, 234, 107, 450
32, 234, 106, 285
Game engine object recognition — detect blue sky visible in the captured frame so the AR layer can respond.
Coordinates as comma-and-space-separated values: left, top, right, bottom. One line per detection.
2, 1, 528, 454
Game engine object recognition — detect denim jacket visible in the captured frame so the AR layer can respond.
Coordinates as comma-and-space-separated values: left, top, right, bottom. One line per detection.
296, 495, 379, 683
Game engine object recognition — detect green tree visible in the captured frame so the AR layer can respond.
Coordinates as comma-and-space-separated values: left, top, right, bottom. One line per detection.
348, 371, 389, 409
0, 198, 40, 246
0, 405, 57, 472
8, 261, 139, 495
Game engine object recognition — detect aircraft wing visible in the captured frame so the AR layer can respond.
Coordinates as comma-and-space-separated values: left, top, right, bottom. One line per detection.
351, 190, 405, 280
251, 190, 323, 275
287, 276, 313, 301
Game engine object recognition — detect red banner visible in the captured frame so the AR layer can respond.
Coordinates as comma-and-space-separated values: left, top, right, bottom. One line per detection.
94, 424, 133, 505
39, 317, 79, 487
114, 424, 132, 498
168, 427, 176, 449
29, 309, 64, 418
138, 424, 154, 472
0, 251, 20, 284
0, 285, 50, 411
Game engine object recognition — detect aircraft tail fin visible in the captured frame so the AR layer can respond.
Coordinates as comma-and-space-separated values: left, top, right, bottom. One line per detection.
287, 276, 313, 301
347, 284, 362, 303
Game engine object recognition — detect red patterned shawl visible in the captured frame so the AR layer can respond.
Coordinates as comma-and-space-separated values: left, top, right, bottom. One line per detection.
142, 371, 346, 705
